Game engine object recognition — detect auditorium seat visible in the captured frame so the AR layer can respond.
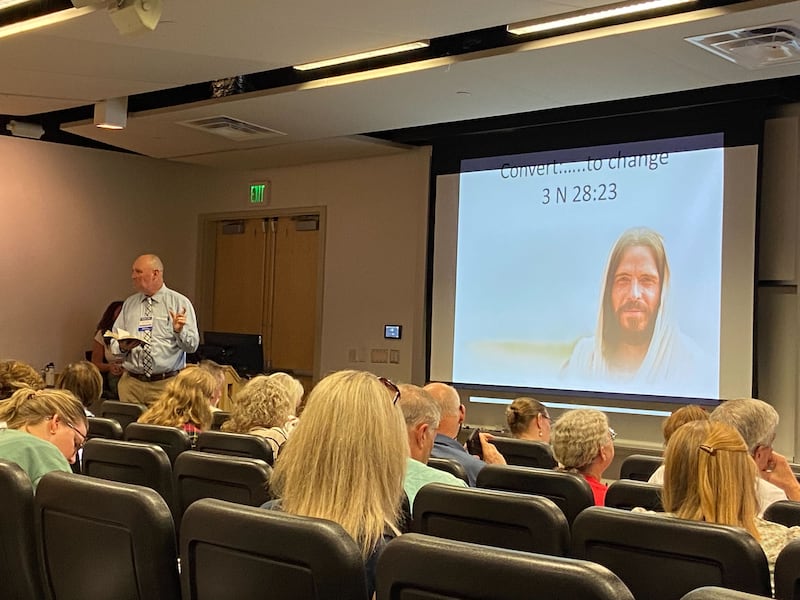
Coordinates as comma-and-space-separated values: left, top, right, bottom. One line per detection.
35, 471, 180, 600
604, 479, 663, 511
196, 430, 274, 465
180, 498, 369, 600
764, 500, 800, 528
98, 399, 146, 430
211, 410, 231, 430
376, 533, 634, 600
681, 587, 774, 599
427, 457, 469, 483
476, 464, 593, 525
619, 454, 663, 481
82, 438, 176, 518
412, 483, 569, 556
0, 459, 45, 600
173, 450, 272, 527
775, 537, 800, 600
125, 422, 192, 464
571, 506, 771, 600
86, 416, 124, 440
491, 437, 557, 469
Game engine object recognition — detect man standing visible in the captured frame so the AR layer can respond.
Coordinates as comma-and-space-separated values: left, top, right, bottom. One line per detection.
424, 382, 505, 486
562, 227, 708, 391
397, 384, 467, 509
112, 254, 199, 405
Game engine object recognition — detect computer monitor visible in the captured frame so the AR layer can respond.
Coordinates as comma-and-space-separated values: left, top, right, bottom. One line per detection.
197, 331, 264, 377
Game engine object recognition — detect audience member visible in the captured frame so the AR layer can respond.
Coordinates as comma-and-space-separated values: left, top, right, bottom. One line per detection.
506, 396, 552, 442
221, 375, 297, 457
648, 404, 709, 484
112, 254, 199, 406
424, 382, 506, 486
57, 360, 103, 416
137, 365, 214, 447
710, 398, 800, 514
198, 359, 226, 411
550, 408, 614, 505
90, 300, 124, 399
661, 419, 800, 587
0, 359, 44, 400
397, 383, 467, 509
0, 388, 87, 488
268, 371, 305, 415
266, 370, 407, 598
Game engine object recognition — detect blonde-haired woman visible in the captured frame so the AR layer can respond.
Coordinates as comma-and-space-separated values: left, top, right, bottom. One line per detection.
267, 370, 407, 597
268, 371, 305, 415
662, 420, 800, 585
137, 365, 215, 446
648, 404, 708, 484
0, 360, 44, 400
506, 396, 552, 442
0, 388, 87, 488
550, 408, 615, 505
221, 375, 296, 457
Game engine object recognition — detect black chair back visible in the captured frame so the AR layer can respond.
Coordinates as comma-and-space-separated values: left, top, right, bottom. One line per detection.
775, 537, 800, 600
376, 533, 634, 600
619, 454, 663, 481
180, 498, 369, 600
764, 500, 800, 528
0, 459, 45, 600
605, 479, 663, 511
682, 587, 773, 599
412, 483, 569, 556
571, 506, 771, 600
427, 457, 469, 484
173, 450, 272, 525
211, 410, 230, 430
35, 471, 180, 600
125, 422, 192, 464
87, 416, 124, 440
476, 464, 593, 525
82, 438, 176, 517
196, 430, 274, 465
491, 437, 557, 469
98, 400, 146, 430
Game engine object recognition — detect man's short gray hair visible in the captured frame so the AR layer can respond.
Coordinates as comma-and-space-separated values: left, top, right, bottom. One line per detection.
709, 398, 779, 454
397, 384, 440, 429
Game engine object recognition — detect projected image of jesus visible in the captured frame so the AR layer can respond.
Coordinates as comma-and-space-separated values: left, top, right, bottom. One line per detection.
562, 227, 708, 389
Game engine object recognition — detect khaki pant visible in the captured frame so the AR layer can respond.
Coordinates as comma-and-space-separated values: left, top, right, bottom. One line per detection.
117, 371, 171, 406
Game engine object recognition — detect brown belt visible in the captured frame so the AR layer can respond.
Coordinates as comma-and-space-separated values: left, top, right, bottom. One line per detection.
127, 370, 179, 382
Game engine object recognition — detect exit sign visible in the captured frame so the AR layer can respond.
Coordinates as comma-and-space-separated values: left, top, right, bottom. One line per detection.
250, 182, 270, 204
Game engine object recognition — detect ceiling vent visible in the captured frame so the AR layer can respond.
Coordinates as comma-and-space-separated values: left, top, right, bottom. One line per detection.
686, 21, 800, 69
178, 116, 286, 141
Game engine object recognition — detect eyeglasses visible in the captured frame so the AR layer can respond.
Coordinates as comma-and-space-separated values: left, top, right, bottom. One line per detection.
65, 421, 87, 451
609, 428, 617, 442
378, 377, 400, 405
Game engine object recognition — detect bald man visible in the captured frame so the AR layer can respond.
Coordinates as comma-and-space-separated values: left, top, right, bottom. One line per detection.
424, 382, 505, 486
112, 254, 199, 405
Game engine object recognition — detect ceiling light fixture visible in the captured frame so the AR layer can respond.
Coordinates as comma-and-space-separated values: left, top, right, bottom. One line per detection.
94, 96, 128, 129
0, 0, 36, 9
507, 0, 696, 35
6, 120, 44, 139
294, 40, 430, 71
0, 5, 94, 39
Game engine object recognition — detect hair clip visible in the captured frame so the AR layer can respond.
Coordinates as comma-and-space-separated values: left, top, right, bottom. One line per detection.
699, 444, 716, 456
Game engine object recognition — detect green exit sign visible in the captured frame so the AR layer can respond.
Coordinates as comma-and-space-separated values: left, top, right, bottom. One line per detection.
250, 182, 269, 204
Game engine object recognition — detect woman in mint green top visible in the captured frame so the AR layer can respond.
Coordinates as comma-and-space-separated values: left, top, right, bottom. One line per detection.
0, 388, 87, 488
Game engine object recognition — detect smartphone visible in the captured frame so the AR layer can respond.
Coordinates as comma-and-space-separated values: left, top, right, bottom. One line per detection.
466, 428, 483, 459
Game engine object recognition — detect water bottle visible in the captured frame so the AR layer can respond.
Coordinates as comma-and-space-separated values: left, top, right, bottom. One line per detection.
44, 362, 55, 387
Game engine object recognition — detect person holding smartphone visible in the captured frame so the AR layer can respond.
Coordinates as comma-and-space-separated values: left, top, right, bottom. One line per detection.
424, 382, 506, 486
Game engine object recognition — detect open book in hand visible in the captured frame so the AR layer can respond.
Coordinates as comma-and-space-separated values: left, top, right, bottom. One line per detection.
104, 329, 149, 345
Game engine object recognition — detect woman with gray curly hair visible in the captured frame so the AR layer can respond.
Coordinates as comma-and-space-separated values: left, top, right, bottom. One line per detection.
550, 408, 615, 505
222, 375, 297, 457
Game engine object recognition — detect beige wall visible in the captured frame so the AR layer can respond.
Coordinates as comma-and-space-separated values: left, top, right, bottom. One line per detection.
0, 135, 431, 386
